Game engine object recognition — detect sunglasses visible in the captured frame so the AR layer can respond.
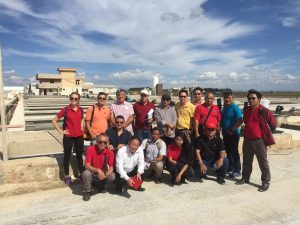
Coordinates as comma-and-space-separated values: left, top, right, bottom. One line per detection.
141, 94, 148, 97
98, 140, 108, 145
162, 98, 171, 101
70, 97, 78, 101
116, 121, 124, 124
179, 96, 187, 98
248, 97, 257, 101
98, 97, 106, 100
206, 128, 216, 132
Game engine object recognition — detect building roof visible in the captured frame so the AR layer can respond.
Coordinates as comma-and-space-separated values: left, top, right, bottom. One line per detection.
36, 73, 62, 79
57, 67, 77, 72
94, 84, 118, 88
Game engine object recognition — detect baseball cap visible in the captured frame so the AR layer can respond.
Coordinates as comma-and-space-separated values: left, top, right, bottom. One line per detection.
206, 123, 217, 129
140, 90, 149, 95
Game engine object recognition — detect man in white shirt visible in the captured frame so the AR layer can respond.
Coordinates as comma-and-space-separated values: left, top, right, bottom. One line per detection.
116, 136, 145, 197
141, 127, 166, 184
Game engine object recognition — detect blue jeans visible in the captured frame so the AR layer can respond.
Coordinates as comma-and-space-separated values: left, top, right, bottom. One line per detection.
194, 157, 229, 179
135, 129, 151, 142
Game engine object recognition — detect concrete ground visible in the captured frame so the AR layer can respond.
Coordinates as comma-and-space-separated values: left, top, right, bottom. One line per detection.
0, 149, 299, 225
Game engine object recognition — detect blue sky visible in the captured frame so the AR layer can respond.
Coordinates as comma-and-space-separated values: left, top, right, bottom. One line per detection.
0, 0, 299, 91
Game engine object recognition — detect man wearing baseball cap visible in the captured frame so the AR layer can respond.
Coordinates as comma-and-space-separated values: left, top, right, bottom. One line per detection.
194, 123, 229, 184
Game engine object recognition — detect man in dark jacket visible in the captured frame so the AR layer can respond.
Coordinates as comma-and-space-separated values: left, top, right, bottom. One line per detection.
236, 89, 277, 192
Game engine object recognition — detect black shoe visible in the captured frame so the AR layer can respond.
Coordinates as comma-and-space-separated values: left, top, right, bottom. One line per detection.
258, 183, 270, 192
199, 178, 204, 183
83, 192, 92, 201
98, 187, 107, 193
235, 178, 249, 185
154, 178, 161, 184
216, 177, 225, 185
117, 188, 131, 198
137, 187, 145, 192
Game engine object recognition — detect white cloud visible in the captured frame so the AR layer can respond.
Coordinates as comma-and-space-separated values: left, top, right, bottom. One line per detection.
281, 17, 298, 27
3, 69, 31, 85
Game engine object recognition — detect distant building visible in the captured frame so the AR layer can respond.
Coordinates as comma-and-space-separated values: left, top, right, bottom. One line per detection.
92, 84, 118, 96
156, 83, 163, 96
34, 67, 92, 96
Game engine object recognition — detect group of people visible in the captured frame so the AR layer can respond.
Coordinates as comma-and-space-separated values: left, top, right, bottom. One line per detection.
52, 87, 277, 201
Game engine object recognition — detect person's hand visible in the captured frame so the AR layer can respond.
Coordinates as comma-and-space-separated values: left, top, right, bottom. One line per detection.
175, 174, 182, 183
147, 118, 154, 123
117, 144, 125, 150
137, 173, 142, 180
61, 129, 70, 135
200, 162, 207, 174
195, 133, 200, 138
107, 144, 114, 151
127, 178, 134, 187
216, 159, 224, 169
97, 169, 106, 180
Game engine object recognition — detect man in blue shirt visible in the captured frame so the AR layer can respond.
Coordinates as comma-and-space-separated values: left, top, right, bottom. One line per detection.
221, 91, 243, 177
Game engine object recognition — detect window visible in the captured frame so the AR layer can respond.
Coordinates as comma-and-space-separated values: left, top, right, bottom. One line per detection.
50, 80, 54, 83
76, 80, 80, 85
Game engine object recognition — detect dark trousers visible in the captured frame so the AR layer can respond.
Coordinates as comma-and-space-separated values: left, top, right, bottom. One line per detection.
166, 161, 192, 182
242, 139, 271, 184
223, 134, 241, 173
115, 167, 144, 192
63, 135, 84, 176
194, 158, 229, 179
161, 136, 174, 147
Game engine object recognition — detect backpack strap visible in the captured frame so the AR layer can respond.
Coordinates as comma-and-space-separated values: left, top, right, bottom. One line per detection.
90, 105, 95, 127
62, 106, 68, 130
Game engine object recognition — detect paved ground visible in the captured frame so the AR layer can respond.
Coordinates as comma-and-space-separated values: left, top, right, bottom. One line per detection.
0, 149, 300, 225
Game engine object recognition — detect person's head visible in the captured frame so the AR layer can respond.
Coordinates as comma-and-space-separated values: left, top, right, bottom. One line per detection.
128, 136, 141, 154
161, 94, 171, 108
140, 90, 149, 103
96, 133, 109, 152
223, 91, 234, 106
193, 87, 203, 102
97, 92, 107, 106
204, 91, 215, 106
205, 123, 217, 139
178, 89, 189, 105
151, 127, 161, 142
116, 89, 126, 103
115, 115, 125, 130
174, 132, 187, 148
69, 92, 80, 106
247, 89, 262, 108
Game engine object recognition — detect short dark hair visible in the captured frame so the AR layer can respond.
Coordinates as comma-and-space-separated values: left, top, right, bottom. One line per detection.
193, 87, 203, 93
129, 136, 140, 144
223, 91, 233, 98
151, 127, 161, 134
69, 92, 80, 99
97, 92, 107, 99
205, 91, 214, 98
115, 115, 125, 120
96, 133, 109, 142
247, 89, 262, 99
116, 89, 126, 96
179, 89, 188, 96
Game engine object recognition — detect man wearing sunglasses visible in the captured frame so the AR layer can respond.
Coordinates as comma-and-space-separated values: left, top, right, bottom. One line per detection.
82, 133, 115, 201
85, 92, 111, 144
236, 89, 277, 192
194, 123, 229, 185
192, 87, 204, 106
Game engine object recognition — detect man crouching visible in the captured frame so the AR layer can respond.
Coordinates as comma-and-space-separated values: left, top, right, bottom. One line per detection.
194, 123, 229, 184
116, 136, 145, 197
82, 133, 115, 201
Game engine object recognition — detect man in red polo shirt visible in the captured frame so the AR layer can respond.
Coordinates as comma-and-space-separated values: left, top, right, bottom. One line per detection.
194, 91, 221, 139
236, 89, 276, 192
82, 133, 115, 201
133, 90, 155, 142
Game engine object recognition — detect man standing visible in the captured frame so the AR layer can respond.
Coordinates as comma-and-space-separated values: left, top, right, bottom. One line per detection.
110, 89, 134, 133
194, 92, 221, 139
192, 87, 204, 106
221, 91, 243, 177
194, 123, 229, 185
154, 94, 177, 146
85, 92, 111, 144
82, 134, 115, 201
236, 89, 277, 192
141, 127, 167, 183
116, 136, 145, 196
175, 89, 195, 140
133, 90, 156, 142
105, 115, 132, 152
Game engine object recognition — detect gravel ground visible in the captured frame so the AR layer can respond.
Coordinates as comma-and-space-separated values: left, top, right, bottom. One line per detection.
0, 149, 299, 225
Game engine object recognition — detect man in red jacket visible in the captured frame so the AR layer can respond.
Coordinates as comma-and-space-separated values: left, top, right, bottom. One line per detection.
236, 89, 277, 192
